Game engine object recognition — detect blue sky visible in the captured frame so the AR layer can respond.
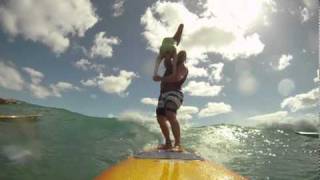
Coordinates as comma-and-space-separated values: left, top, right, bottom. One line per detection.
0, 0, 318, 126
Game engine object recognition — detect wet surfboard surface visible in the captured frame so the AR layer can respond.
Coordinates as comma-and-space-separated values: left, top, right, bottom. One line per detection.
95, 148, 247, 180
134, 148, 204, 160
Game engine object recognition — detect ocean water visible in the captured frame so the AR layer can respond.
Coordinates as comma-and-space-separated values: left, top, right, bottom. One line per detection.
0, 102, 318, 180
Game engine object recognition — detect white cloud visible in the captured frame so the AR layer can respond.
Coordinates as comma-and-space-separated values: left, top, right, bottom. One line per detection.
141, 97, 158, 106
281, 88, 319, 112
23, 67, 44, 84
22, 67, 80, 99
186, 63, 208, 78
0, 0, 98, 54
90, 32, 120, 58
75, 59, 91, 71
113, 0, 125, 17
74, 59, 105, 72
300, 7, 310, 22
248, 111, 289, 125
28, 81, 80, 99
118, 110, 154, 123
117, 110, 162, 132
140, 1, 275, 61
278, 54, 292, 70
178, 105, 199, 120
0, 61, 24, 90
80, 79, 97, 87
202, 0, 276, 30
29, 84, 52, 99
199, 102, 232, 118
50, 82, 80, 97
185, 59, 224, 81
183, 81, 223, 97
209, 63, 224, 82
81, 70, 138, 96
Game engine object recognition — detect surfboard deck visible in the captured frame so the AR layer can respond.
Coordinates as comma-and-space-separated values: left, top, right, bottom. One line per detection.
295, 131, 319, 138
134, 148, 204, 160
95, 149, 247, 180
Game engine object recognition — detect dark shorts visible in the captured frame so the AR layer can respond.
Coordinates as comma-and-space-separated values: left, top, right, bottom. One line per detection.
156, 90, 184, 116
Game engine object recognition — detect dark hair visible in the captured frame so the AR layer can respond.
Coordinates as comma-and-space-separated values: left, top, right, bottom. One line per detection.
177, 50, 186, 65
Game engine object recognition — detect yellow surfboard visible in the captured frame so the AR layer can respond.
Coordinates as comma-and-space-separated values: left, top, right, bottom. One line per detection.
95, 149, 247, 180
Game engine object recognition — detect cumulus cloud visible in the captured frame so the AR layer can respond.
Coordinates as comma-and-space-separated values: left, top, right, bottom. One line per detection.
118, 110, 154, 123
248, 111, 319, 132
80, 79, 97, 87
0, 0, 98, 54
81, 70, 138, 96
185, 60, 224, 81
178, 105, 199, 120
183, 81, 223, 97
90, 32, 120, 59
74, 59, 105, 72
141, 97, 158, 106
277, 54, 293, 70
22, 67, 80, 99
50, 82, 80, 97
0, 61, 24, 90
140, 1, 275, 61
198, 102, 232, 118
28, 81, 80, 99
23, 67, 44, 84
281, 88, 319, 112
300, 7, 310, 22
113, 0, 125, 17
248, 111, 289, 125
117, 110, 163, 133
209, 63, 224, 82
29, 84, 52, 99
186, 63, 208, 78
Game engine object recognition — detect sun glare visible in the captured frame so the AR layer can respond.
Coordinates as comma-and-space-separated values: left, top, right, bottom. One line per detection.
205, 0, 264, 30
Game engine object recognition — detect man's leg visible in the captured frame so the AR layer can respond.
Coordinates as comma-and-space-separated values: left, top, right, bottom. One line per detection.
165, 110, 180, 146
157, 115, 172, 148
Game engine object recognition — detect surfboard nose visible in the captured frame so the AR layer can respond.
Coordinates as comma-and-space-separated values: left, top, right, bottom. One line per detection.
95, 149, 248, 180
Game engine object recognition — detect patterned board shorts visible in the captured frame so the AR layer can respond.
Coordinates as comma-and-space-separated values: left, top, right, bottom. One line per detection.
156, 90, 184, 116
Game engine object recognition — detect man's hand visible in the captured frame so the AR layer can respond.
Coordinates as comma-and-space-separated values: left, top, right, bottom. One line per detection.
153, 75, 162, 81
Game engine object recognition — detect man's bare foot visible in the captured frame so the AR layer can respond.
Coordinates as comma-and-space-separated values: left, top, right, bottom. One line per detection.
157, 142, 172, 150
170, 145, 183, 152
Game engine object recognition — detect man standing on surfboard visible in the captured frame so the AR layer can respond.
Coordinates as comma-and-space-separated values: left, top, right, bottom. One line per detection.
153, 24, 188, 151
153, 50, 188, 151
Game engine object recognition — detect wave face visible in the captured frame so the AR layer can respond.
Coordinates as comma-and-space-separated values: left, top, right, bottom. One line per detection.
0, 102, 318, 180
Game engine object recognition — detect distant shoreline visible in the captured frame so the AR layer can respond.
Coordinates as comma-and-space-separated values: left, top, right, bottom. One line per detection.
0, 98, 18, 104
